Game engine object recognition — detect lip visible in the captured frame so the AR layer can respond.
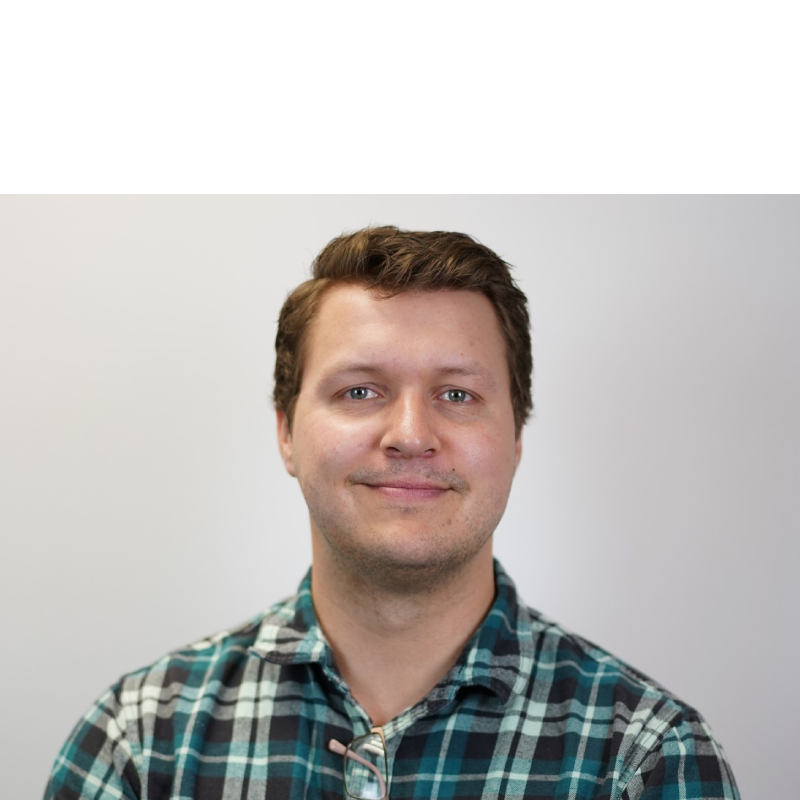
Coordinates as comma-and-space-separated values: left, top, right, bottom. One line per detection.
363, 480, 450, 501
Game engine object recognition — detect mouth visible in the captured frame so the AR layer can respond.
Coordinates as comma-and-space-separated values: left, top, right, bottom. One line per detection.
362, 480, 451, 501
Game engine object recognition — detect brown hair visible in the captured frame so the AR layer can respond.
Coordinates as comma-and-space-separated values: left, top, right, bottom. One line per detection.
274, 226, 532, 435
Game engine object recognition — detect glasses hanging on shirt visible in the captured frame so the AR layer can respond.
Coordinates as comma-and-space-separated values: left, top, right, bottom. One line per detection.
328, 727, 388, 799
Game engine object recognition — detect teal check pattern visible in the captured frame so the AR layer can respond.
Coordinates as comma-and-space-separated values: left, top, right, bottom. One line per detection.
46, 562, 740, 799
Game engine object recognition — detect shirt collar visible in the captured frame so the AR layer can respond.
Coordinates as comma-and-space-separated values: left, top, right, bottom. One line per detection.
248, 559, 535, 704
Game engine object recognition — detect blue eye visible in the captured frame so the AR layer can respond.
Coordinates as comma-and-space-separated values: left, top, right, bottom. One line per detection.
443, 389, 471, 403
346, 387, 375, 400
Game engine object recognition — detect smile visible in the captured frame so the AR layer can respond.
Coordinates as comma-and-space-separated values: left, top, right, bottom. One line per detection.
363, 482, 450, 501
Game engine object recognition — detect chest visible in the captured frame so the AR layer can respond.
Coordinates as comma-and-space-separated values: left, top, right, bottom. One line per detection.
141, 678, 620, 800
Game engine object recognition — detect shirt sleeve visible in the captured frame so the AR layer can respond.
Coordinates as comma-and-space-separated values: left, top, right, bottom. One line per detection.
45, 683, 142, 800
620, 711, 741, 800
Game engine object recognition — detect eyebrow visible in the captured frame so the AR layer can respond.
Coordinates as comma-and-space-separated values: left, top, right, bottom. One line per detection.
317, 362, 499, 390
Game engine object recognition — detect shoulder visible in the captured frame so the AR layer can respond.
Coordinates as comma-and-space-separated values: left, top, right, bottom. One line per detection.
517, 605, 739, 798
522, 602, 696, 718
491, 561, 706, 730
116, 601, 288, 702
46, 605, 286, 798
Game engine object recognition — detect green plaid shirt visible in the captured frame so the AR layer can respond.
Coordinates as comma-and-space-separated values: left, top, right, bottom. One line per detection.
46, 561, 739, 799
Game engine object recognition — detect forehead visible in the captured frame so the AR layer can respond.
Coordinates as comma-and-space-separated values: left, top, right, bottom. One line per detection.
302, 285, 508, 382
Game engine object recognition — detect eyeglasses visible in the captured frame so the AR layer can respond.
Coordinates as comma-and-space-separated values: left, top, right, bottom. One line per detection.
328, 726, 388, 799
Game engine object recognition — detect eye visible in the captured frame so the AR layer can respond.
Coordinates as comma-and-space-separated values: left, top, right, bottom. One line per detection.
344, 386, 378, 400
440, 389, 473, 403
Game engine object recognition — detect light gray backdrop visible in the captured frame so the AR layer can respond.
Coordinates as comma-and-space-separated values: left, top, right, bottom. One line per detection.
2, 196, 797, 798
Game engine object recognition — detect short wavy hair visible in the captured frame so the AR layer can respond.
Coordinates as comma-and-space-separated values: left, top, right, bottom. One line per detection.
274, 226, 532, 436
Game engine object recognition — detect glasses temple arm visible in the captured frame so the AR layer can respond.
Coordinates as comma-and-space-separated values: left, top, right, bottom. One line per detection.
328, 739, 387, 797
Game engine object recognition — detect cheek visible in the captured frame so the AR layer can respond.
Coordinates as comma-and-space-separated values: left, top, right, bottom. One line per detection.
293, 418, 371, 483
459, 429, 518, 478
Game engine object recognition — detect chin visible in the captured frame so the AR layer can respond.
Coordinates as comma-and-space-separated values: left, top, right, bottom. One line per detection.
337, 532, 492, 594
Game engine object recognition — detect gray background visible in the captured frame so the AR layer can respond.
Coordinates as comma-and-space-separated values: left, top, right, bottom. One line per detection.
2, 196, 797, 797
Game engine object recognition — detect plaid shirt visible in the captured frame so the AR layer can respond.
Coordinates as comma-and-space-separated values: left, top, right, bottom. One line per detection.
47, 561, 739, 799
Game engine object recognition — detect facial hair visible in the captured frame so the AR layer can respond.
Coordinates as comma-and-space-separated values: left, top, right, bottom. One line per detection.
303, 464, 507, 595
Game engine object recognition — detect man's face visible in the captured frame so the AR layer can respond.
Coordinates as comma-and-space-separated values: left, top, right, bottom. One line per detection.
277, 285, 521, 590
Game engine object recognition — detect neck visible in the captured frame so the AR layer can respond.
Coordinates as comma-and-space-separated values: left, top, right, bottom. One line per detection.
310, 539, 496, 726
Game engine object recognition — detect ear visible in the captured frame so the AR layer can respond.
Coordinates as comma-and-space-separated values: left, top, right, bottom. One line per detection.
276, 410, 298, 477
514, 434, 522, 470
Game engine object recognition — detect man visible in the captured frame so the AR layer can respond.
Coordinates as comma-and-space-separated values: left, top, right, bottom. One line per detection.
47, 227, 740, 799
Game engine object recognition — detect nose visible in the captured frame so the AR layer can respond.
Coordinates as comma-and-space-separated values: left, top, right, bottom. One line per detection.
380, 392, 440, 459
